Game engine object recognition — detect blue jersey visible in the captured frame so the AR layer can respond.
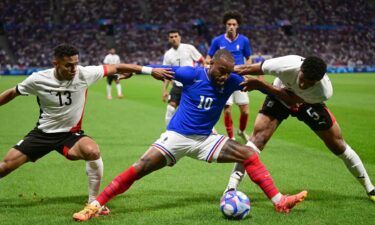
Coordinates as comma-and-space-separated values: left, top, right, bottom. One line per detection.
207, 34, 252, 65
162, 66, 244, 135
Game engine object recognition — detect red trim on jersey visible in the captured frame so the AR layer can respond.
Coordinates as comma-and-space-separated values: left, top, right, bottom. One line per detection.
103, 65, 108, 77
325, 106, 336, 124
70, 89, 88, 133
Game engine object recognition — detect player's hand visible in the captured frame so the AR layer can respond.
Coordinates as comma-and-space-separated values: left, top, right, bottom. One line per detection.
240, 76, 261, 92
162, 90, 168, 102
234, 65, 249, 75
117, 72, 134, 80
151, 68, 174, 81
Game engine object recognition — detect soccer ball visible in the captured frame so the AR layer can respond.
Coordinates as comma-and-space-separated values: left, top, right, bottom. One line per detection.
220, 190, 251, 220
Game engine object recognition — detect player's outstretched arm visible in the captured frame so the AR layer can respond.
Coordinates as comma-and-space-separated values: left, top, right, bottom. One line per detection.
240, 77, 304, 105
234, 63, 263, 76
106, 64, 174, 81
0, 87, 19, 106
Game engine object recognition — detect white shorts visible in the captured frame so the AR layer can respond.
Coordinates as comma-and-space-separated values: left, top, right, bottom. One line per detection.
152, 130, 229, 166
226, 90, 249, 106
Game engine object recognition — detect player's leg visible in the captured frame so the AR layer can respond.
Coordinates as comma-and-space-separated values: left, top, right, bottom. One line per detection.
224, 95, 234, 140
298, 103, 375, 201
114, 78, 123, 98
1, 129, 58, 178
165, 85, 181, 126
224, 96, 287, 193
166, 101, 177, 126
234, 91, 250, 141
73, 147, 168, 221
217, 139, 307, 213
315, 122, 375, 201
106, 76, 113, 100
0, 148, 30, 178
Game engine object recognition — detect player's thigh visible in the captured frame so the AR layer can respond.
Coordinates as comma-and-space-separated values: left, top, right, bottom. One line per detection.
314, 122, 346, 155
225, 94, 234, 106
13, 128, 59, 162
0, 148, 30, 174
233, 90, 249, 105
66, 136, 100, 160
134, 147, 168, 177
216, 139, 253, 163
296, 103, 335, 131
191, 134, 229, 163
152, 130, 193, 166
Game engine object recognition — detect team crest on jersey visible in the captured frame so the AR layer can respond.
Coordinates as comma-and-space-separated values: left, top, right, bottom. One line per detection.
236, 44, 240, 50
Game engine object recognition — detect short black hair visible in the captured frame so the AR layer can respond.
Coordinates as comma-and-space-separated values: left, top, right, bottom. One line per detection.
213, 49, 234, 64
222, 10, 243, 25
168, 29, 180, 35
301, 56, 327, 81
53, 44, 79, 59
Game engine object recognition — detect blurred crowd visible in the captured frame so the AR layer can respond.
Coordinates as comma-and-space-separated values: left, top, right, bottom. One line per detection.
0, 0, 373, 70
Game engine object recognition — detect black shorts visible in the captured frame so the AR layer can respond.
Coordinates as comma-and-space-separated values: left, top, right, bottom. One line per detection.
13, 128, 87, 162
168, 83, 182, 105
106, 74, 118, 85
259, 96, 336, 131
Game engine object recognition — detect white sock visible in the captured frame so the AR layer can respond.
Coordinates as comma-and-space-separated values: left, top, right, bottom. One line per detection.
246, 140, 261, 154
90, 200, 102, 208
226, 163, 245, 191
338, 144, 374, 193
271, 193, 283, 204
106, 84, 112, 97
165, 104, 176, 126
86, 158, 103, 203
116, 83, 122, 96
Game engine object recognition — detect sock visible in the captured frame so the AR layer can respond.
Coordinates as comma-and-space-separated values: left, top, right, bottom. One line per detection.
224, 114, 234, 138
96, 166, 139, 206
243, 154, 280, 200
239, 113, 248, 132
246, 141, 261, 154
106, 84, 112, 97
338, 144, 375, 193
226, 163, 245, 190
165, 104, 176, 126
116, 83, 122, 96
86, 158, 104, 203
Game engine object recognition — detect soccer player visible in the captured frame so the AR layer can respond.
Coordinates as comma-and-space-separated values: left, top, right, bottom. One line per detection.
72, 49, 307, 222
162, 29, 205, 125
0, 44, 173, 212
223, 55, 375, 202
206, 10, 252, 141
103, 48, 123, 100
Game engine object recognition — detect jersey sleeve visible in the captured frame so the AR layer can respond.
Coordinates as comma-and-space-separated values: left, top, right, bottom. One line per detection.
174, 66, 196, 85
207, 37, 219, 57
16, 73, 37, 96
261, 55, 302, 76
243, 37, 252, 59
188, 45, 203, 61
80, 65, 106, 86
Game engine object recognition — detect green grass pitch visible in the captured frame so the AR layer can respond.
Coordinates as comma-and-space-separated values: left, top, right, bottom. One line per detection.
0, 73, 374, 225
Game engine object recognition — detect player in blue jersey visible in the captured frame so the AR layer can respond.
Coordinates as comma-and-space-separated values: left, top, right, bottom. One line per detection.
206, 10, 252, 143
73, 49, 307, 221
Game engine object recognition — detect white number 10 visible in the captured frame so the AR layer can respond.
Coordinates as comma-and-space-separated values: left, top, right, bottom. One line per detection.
198, 95, 213, 110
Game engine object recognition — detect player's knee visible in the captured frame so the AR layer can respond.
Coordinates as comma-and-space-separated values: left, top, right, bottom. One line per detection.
82, 145, 101, 160
0, 161, 12, 177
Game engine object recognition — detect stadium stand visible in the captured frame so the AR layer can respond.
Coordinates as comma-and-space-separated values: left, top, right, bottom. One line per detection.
0, 0, 373, 73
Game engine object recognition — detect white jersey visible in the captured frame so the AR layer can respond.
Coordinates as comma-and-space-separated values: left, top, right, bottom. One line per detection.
261, 55, 333, 104
16, 65, 106, 133
163, 43, 203, 87
103, 53, 120, 64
